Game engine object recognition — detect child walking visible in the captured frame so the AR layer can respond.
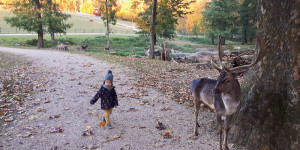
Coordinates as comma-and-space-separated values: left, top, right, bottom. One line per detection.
90, 70, 118, 129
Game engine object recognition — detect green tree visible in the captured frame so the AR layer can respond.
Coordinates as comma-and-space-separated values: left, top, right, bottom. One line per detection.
155, 0, 192, 39
44, 0, 72, 43
137, 0, 192, 39
98, 0, 117, 50
238, 0, 257, 44
5, 0, 72, 48
5, 0, 44, 48
137, 0, 192, 59
202, 0, 238, 45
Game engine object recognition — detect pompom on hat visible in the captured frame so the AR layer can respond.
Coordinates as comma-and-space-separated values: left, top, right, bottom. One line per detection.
104, 70, 113, 83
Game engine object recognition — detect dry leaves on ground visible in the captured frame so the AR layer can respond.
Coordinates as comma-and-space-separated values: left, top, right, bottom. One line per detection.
101, 134, 121, 143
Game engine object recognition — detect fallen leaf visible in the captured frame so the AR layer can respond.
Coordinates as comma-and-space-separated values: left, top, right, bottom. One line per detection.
100, 122, 105, 127
139, 126, 146, 129
49, 115, 60, 120
82, 130, 94, 136
1, 110, 9, 115
44, 100, 51, 103
166, 130, 173, 133
161, 106, 171, 111
161, 131, 172, 139
189, 135, 198, 140
37, 108, 46, 112
4, 117, 14, 122
101, 134, 121, 143
22, 130, 36, 138
50, 128, 64, 133
155, 122, 166, 130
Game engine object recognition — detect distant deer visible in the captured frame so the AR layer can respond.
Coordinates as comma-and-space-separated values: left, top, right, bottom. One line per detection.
191, 34, 268, 150
56, 41, 68, 51
80, 39, 88, 51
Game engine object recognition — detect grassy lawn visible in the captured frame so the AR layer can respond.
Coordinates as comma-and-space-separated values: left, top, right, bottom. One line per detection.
0, 6, 136, 34
0, 34, 255, 57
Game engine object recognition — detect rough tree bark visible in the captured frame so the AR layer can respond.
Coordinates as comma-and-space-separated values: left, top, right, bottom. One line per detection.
149, 0, 157, 59
35, 0, 44, 48
232, 0, 300, 149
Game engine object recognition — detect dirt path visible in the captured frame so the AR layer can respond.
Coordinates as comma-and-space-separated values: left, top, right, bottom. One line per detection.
0, 47, 235, 150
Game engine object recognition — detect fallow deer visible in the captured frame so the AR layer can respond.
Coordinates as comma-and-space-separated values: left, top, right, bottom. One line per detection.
191, 34, 268, 150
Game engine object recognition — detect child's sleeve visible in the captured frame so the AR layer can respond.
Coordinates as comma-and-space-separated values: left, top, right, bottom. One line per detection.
90, 87, 103, 104
112, 88, 119, 106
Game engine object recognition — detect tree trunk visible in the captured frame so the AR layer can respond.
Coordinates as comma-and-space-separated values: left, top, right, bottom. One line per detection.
211, 38, 215, 45
161, 43, 165, 61
106, 19, 110, 50
231, 1, 300, 149
243, 24, 248, 44
149, 0, 157, 59
35, 0, 44, 49
106, 0, 110, 50
164, 42, 171, 61
51, 33, 55, 43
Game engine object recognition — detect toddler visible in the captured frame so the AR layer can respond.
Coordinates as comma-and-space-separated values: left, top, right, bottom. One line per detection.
90, 70, 118, 129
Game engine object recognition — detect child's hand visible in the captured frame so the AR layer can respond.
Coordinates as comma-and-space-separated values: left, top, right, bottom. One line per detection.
90, 99, 96, 105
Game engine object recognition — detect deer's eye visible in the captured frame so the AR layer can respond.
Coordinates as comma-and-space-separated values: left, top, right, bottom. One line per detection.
224, 79, 230, 83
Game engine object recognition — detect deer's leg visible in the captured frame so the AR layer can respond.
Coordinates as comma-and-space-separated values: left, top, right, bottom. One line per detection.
224, 115, 232, 150
194, 100, 201, 136
216, 114, 223, 150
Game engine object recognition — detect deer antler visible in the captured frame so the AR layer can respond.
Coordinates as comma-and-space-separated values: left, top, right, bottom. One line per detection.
211, 35, 224, 72
218, 34, 225, 63
229, 33, 269, 72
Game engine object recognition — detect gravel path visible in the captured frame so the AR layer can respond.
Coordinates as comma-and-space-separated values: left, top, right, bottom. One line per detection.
0, 47, 234, 150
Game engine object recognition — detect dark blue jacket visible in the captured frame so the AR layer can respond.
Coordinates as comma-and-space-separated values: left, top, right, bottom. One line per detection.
90, 86, 118, 109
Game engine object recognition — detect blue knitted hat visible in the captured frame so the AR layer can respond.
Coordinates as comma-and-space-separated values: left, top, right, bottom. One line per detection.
104, 70, 113, 83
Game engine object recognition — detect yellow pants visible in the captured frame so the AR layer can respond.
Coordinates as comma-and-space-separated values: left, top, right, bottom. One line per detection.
103, 108, 113, 125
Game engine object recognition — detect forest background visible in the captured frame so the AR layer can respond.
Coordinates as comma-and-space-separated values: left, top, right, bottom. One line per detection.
0, 0, 256, 44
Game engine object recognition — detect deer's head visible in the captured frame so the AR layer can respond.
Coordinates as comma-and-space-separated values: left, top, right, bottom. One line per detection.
212, 34, 268, 95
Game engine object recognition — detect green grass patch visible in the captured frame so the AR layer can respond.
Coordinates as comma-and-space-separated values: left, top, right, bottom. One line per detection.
0, 34, 254, 58
176, 36, 212, 45
0, 6, 136, 34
